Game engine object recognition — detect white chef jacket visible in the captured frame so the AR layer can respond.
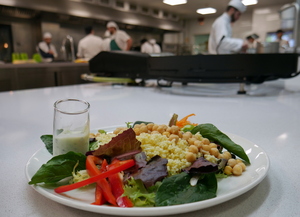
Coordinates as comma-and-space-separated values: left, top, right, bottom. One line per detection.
276, 39, 290, 53
38, 41, 58, 61
141, 41, 161, 53
77, 34, 103, 60
110, 30, 130, 51
208, 13, 244, 54
101, 38, 111, 51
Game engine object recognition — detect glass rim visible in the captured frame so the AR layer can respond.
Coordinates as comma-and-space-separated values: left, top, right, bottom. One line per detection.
54, 98, 90, 115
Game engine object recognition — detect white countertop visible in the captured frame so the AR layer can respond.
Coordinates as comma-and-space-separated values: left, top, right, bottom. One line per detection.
1, 79, 300, 217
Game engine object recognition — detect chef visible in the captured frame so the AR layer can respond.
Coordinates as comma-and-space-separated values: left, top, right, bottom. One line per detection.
275, 29, 290, 53
77, 26, 103, 60
141, 39, 161, 54
106, 21, 132, 51
38, 32, 58, 62
208, 0, 248, 54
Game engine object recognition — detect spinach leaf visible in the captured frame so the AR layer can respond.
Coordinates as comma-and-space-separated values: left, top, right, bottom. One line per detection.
191, 124, 250, 164
133, 121, 153, 127
155, 172, 217, 206
40, 135, 53, 155
28, 152, 86, 185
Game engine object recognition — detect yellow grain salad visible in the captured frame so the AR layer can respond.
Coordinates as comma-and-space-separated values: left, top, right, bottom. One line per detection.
137, 133, 199, 175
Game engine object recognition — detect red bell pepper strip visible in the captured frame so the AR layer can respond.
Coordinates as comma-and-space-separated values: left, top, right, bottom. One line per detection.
108, 173, 134, 207
86, 156, 116, 206
91, 184, 106, 205
54, 159, 135, 194
108, 160, 134, 207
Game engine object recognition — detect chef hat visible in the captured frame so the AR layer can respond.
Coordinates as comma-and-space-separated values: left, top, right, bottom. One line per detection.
228, 0, 246, 13
106, 21, 119, 29
43, 32, 52, 39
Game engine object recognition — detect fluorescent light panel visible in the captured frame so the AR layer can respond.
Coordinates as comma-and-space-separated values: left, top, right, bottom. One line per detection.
197, 7, 216, 15
242, 0, 258, 6
163, 0, 187, 6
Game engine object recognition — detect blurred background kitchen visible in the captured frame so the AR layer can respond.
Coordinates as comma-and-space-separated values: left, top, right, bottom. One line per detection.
0, 0, 299, 91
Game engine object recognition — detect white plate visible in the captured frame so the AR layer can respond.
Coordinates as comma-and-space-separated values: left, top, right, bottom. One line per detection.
25, 126, 269, 216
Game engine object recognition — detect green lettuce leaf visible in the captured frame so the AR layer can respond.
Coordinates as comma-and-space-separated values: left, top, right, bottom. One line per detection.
123, 178, 157, 207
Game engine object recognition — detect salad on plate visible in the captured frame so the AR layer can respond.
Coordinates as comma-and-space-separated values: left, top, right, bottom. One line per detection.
28, 114, 250, 208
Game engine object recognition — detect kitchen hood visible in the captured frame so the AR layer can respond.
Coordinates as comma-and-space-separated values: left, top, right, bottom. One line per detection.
0, 0, 182, 32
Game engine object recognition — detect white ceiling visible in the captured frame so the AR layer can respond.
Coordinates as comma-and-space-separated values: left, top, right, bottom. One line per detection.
126, 0, 295, 19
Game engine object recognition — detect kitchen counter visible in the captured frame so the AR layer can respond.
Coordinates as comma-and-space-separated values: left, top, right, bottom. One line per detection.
0, 62, 88, 68
0, 62, 89, 91
1, 80, 300, 217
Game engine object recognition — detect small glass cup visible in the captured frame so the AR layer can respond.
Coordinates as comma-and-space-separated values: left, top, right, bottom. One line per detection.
53, 99, 90, 156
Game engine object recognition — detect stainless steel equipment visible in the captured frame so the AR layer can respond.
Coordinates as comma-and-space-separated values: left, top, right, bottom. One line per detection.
61, 35, 75, 62
88, 51, 300, 93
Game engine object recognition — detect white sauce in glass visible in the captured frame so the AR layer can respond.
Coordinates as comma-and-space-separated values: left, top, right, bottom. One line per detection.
53, 130, 89, 156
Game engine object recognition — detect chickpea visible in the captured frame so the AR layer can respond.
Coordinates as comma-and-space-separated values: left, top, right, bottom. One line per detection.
189, 145, 198, 154
166, 127, 172, 133
147, 123, 154, 131
134, 124, 140, 128
236, 159, 243, 164
178, 131, 183, 138
232, 164, 243, 176
224, 166, 232, 175
218, 153, 224, 159
170, 126, 179, 134
209, 143, 217, 149
202, 138, 210, 145
210, 148, 219, 157
188, 137, 197, 145
140, 125, 148, 133
169, 134, 179, 142
202, 145, 211, 152
186, 152, 196, 162
162, 132, 170, 137
151, 130, 160, 134
182, 132, 192, 140
113, 127, 127, 134
161, 124, 168, 130
152, 124, 159, 131
133, 128, 140, 135
237, 162, 246, 171
227, 158, 237, 167
223, 151, 232, 160
157, 125, 165, 133
89, 133, 95, 138
194, 140, 202, 149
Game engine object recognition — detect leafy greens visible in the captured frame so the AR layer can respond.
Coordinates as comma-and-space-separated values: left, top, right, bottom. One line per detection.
28, 152, 86, 185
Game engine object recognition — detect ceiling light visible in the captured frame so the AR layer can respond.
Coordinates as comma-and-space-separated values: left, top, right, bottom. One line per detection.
242, 0, 258, 6
196, 7, 217, 15
163, 0, 187, 6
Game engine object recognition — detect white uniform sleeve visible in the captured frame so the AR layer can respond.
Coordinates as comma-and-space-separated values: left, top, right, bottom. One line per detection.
218, 38, 244, 54
51, 44, 58, 58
